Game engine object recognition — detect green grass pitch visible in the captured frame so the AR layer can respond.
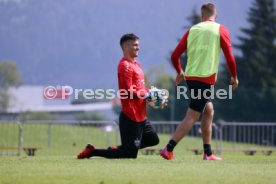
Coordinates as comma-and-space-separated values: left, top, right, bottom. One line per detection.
1, 123, 276, 184
1, 153, 276, 184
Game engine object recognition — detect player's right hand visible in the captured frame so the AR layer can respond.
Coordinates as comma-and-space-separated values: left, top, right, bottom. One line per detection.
231, 76, 239, 90
175, 71, 185, 85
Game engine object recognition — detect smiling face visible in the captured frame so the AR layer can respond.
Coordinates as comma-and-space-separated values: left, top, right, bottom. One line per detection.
122, 39, 140, 58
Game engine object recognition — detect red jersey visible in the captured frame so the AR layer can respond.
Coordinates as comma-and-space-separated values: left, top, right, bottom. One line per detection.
171, 21, 237, 85
118, 58, 149, 122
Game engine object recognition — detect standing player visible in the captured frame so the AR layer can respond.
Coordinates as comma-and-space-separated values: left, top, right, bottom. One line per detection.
77, 33, 160, 159
160, 3, 238, 160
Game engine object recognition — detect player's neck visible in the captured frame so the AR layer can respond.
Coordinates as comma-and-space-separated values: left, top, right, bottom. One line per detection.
201, 16, 216, 22
123, 55, 136, 62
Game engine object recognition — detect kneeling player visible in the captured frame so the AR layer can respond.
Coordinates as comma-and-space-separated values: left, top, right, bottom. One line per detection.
77, 33, 165, 159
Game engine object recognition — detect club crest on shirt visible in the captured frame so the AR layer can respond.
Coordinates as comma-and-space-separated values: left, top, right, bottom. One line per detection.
134, 138, 141, 148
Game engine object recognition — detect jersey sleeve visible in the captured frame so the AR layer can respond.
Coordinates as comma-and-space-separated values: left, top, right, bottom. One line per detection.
220, 25, 237, 77
171, 30, 189, 73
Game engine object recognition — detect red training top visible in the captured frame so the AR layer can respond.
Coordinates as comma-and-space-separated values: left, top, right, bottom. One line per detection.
117, 58, 149, 122
171, 22, 237, 85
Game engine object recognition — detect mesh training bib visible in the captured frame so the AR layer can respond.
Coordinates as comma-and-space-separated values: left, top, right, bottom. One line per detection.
186, 21, 221, 80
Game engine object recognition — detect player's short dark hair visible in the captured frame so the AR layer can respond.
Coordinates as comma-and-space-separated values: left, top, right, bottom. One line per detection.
201, 3, 216, 17
120, 33, 139, 48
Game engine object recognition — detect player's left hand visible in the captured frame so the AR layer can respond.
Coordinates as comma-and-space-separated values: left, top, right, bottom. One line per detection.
231, 76, 239, 90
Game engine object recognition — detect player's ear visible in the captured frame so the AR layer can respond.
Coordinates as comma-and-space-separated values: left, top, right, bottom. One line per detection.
123, 42, 129, 51
121, 43, 126, 51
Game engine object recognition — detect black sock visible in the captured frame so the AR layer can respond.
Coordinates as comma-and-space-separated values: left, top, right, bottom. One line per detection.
91, 148, 138, 159
203, 144, 212, 156
166, 140, 177, 152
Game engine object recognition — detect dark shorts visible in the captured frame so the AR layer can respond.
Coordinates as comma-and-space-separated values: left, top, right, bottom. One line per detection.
90, 112, 159, 159
119, 112, 159, 150
186, 80, 212, 113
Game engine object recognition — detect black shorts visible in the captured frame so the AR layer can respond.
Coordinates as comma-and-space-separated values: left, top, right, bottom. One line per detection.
119, 112, 159, 150
186, 80, 212, 113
